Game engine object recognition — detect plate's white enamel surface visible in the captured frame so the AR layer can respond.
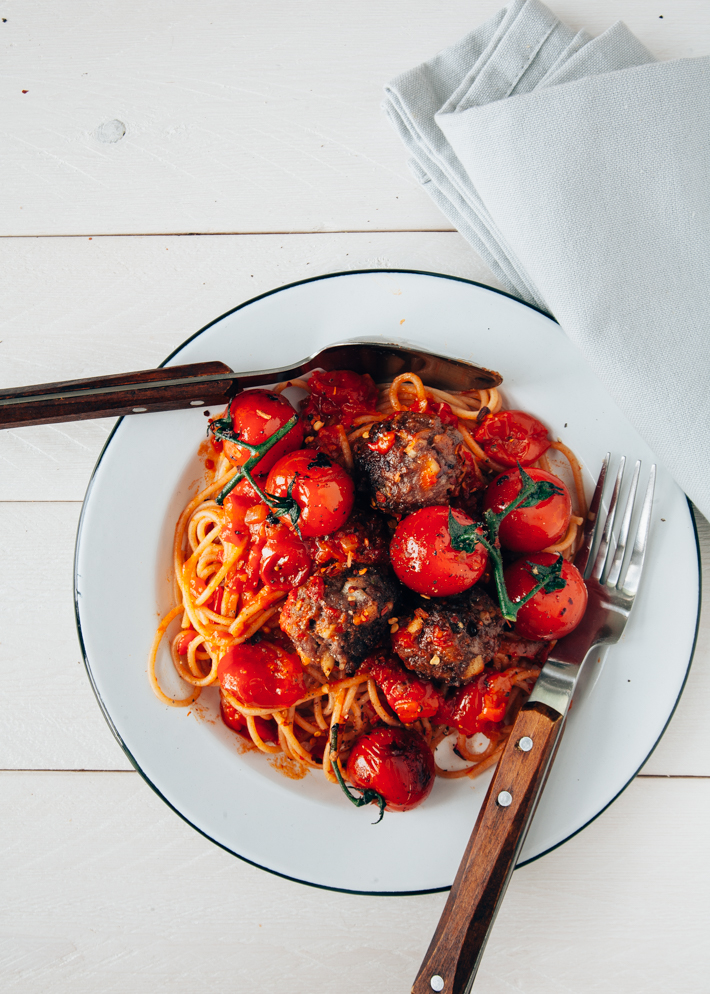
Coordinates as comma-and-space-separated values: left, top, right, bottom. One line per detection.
75, 271, 698, 893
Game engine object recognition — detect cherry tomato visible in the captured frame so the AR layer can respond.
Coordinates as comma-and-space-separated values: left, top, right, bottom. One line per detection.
430, 401, 459, 428
504, 553, 588, 641
222, 390, 304, 472
301, 369, 378, 430
220, 492, 257, 545
259, 522, 313, 589
219, 690, 278, 742
483, 467, 571, 553
265, 449, 355, 538
227, 473, 269, 503
440, 667, 540, 736
389, 505, 487, 597
217, 641, 306, 709
174, 629, 198, 655
346, 726, 435, 812
369, 655, 444, 724
474, 410, 551, 466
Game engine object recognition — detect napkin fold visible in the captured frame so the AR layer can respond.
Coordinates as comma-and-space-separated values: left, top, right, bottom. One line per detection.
385, 0, 710, 520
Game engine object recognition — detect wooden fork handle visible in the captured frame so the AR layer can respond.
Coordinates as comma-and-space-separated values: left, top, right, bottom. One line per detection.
0, 362, 235, 428
412, 701, 564, 994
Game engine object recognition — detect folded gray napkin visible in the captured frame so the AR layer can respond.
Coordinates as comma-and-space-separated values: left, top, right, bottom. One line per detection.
385, 0, 710, 520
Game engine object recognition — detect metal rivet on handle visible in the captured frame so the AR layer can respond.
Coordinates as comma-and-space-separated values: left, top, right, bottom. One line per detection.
132, 407, 147, 413
517, 736, 534, 752
497, 791, 513, 807
430, 976, 444, 992
190, 400, 204, 406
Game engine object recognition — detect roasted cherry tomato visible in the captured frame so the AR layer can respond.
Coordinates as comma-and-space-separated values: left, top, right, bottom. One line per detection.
265, 449, 355, 538
174, 629, 198, 655
504, 553, 588, 641
222, 389, 304, 472
440, 666, 540, 737
227, 473, 269, 503
219, 690, 278, 742
301, 369, 378, 430
346, 726, 435, 811
217, 641, 306, 709
430, 401, 460, 428
369, 655, 444, 724
220, 493, 258, 545
483, 467, 571, 553
389, 505, 487, 597
259, 522, 313, 589
474, 410, 551, 466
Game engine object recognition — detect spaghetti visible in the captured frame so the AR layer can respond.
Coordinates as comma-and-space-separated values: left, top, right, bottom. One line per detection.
149, 367, 587, 808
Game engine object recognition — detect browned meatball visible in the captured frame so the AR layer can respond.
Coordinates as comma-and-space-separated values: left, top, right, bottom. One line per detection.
391, 587, 503, 686
279, 566, 400, 676
352, 411, 465, 516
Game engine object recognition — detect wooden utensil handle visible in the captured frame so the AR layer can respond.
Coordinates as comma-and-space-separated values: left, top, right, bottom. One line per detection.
0, 362, 235, 428
412, 701, 564, 994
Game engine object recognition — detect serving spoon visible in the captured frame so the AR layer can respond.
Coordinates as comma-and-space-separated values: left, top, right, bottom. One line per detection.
0, 340, 502, 430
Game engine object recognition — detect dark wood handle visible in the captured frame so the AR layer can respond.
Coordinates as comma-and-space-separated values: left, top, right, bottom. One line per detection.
0, 362, 235, 428
412, 701, 564, 994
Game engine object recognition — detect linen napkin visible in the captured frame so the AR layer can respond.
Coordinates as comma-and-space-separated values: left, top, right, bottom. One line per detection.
384, 0, 710, 520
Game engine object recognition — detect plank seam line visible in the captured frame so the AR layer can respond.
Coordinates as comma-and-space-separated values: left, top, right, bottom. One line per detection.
0, 500, 84, 505
0, 229, 456, 239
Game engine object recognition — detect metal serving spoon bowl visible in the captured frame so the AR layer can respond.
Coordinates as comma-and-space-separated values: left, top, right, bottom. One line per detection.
0, 340, 502, 430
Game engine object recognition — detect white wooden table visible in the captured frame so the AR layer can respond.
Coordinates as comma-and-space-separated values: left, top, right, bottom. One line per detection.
2, 3, 709, 991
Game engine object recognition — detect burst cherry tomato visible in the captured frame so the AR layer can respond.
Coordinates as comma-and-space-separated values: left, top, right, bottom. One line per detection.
369, 655, 444, 724
346, 726, 435, 811
483, 467, 571, 552
259, 522, 313, 589
474, 410, 551, 466
217, 641, 306, 709
439, 667, 540, 737
222, 389, 304, 472
504, 553, 588, 641
265, 449, 355, 538
220, 493, 257, 545
389, 505, 487, 597
301, 369, 378, 430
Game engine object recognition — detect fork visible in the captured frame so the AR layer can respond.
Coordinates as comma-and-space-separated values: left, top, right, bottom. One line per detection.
412, 454, 656, 994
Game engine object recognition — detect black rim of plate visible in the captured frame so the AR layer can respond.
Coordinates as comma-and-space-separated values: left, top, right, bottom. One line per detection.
73, 268, 703, 897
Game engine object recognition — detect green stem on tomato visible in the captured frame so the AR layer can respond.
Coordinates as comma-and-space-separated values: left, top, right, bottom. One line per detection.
448, 464, 567, 622
211, 413, 301, 530
329, 724, 386, 825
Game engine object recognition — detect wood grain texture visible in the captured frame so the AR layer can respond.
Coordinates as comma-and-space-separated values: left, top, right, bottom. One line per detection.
0, 772, 707, 994
2, 0, 708, 236
0, 361, 235, 428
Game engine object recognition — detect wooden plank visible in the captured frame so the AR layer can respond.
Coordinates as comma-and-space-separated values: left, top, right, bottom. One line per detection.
2, 0, 707, 236
0, 502, 131, 771
0, 231, 502, 500
0, 772, 707, 993
0, 499, 707, 774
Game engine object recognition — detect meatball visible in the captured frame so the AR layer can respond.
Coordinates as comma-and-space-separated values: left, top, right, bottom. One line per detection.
280, 566, 400, 676
352, 411, 465, 516
391, 587, 504, 686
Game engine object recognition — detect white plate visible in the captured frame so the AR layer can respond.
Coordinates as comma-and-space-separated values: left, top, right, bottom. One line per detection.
75, 270, 700, 894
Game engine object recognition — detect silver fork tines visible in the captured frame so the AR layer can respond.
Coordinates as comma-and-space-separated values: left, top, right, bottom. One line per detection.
589, 457, 656, 604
